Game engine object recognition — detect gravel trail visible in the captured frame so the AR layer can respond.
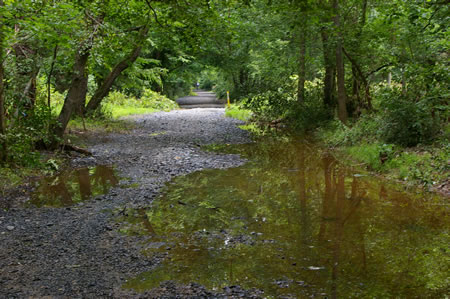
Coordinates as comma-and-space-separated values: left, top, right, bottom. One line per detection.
0, 108, 258, 298
176, 90, 225, 109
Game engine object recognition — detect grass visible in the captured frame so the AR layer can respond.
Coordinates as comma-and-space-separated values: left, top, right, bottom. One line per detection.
0, 153, 66, 198
342, 144, 449, 189
317, 124, 450, 191
107, 105, 158, 119
225, 104, 253, 121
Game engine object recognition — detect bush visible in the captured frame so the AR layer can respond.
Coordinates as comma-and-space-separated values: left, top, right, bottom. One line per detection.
4, 104, 57, 166
140, 89, 178, 111
317, 114, 382, 147
242, 88, 295, 121
102, 89, 178, 114
225, 104, 253, 121
377, 87, 441, 147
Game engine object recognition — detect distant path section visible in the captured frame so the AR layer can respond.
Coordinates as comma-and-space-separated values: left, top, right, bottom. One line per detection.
176, 90, 225, 109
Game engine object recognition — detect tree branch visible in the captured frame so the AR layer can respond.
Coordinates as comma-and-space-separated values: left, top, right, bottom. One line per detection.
144, 0, 164, 27
366, 63, 393, 78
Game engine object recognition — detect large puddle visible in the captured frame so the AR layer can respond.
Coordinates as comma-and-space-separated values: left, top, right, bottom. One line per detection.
119, 138, 449, 297
29, 165, 118, 207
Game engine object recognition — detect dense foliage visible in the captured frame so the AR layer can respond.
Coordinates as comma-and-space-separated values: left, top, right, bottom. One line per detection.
0, 0, 448, 167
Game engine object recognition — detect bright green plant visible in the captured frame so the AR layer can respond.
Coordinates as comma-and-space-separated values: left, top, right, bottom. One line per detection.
225, 104, 253, 122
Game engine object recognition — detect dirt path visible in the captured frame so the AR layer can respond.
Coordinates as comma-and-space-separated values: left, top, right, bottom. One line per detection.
0, 107, 256, 298
176, 90, 225, 109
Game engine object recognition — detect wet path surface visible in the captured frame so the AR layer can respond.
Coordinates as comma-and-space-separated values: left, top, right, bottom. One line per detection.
176, 90, 225, 109
0, 108, 251, 298
119, 140, 449, 298
0, 108, 448, 298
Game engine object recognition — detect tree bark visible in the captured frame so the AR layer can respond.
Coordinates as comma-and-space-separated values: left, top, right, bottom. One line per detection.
321, 29, 336, 108
52, 48, 90, 139
0, 0, 7, 162
342, 47, 372, 109
85, 26, 149, 112
297, 18, 306, 103
333, 0, 348, 124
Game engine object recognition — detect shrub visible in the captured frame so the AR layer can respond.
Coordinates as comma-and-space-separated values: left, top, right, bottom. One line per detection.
376, 86, 441, 147
102, 89, 178, 115
225, 104, 253, 121
140, 89, 178, 111
5, 104, 57, 166
242, 88, 296, 121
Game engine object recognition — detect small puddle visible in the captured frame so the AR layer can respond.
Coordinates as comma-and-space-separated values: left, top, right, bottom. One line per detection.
119, 138, 449, 297
29, 165, 118, 207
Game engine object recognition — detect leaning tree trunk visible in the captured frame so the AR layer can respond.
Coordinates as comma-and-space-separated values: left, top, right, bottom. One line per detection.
85, 26, 149, 113
0, 0, 7, 162
52, 48, 90, 139
333, 0, 348, 124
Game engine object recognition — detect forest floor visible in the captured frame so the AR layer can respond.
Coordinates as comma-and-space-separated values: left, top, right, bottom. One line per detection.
0, 107, 267, 298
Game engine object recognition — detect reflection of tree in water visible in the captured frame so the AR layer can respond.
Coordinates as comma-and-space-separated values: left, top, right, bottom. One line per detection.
121, 141, 449, 297
317, 154, 370, 299
92, 165, 119, 193
77, 168, 91, 200
31, 165, 118, 207
33, 175, 73, 207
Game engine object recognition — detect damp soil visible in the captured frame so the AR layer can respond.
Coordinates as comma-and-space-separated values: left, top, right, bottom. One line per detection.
0, 108, 448, 298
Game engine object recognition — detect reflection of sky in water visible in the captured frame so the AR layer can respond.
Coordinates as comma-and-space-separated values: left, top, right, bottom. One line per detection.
120, 139, 449, 298
29, 165, 118, 207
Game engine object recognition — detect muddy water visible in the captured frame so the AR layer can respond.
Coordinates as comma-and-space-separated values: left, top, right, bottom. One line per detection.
120, 138, 449, 298
29, 165, 118, 207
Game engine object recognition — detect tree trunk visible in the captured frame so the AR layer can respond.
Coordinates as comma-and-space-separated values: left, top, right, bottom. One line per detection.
13, 32, 38, 113
0, 0, 7, 162
321, 29, 336, 108
297, 18, 306, 103
86, 26, 149, 113
53, 48, 90, 139
343, 47, 372, 110
333, 0, 348, 124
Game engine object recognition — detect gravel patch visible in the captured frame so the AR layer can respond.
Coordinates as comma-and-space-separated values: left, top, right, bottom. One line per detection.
0, 108, 259, 298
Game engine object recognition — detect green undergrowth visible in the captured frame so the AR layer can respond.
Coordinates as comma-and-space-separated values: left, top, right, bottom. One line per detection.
0, 89, 178, 193
0, 153, 66, 198
315, 120, 449, 191
224, 104, 449, 192
100, 89, 178, 117
67, 90, 178, 134
225, 104, 253, 122
67, 117, 136, 134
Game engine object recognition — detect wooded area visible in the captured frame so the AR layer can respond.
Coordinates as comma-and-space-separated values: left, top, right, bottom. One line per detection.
0, 0, 448, 166
0, 1, 449, 297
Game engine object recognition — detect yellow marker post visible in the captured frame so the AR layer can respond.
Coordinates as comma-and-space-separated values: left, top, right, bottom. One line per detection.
227, 91, 230, 108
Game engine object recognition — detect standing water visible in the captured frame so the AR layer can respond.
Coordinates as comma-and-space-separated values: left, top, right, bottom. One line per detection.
29, 165, 118, 207
119, 138, 449, 298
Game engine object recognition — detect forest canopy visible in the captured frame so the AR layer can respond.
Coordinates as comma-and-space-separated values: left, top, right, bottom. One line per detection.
0, 0, 448, 165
